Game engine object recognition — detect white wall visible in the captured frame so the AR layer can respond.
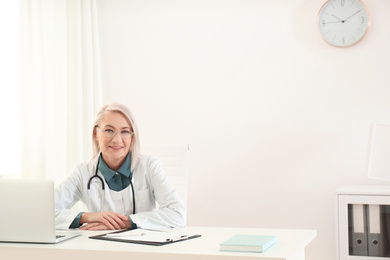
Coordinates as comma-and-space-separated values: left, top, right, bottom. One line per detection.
96, 1, 390, 259
0, 1, 20, 176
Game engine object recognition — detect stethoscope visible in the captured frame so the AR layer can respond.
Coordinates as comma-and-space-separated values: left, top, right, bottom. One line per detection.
87, 157, 136, 214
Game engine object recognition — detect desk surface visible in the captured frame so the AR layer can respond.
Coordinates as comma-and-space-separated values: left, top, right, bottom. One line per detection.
0, 226, 316, 260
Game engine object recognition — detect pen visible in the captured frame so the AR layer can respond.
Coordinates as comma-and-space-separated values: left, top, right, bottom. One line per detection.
167, 235, 188, 242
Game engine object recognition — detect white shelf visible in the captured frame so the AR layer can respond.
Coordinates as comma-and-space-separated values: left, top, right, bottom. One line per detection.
337, 186, 390, 196
337, 187, 390, 260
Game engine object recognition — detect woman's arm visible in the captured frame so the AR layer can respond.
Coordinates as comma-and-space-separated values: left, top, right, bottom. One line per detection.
54, 164, 85, 229
130, 156, 186, 229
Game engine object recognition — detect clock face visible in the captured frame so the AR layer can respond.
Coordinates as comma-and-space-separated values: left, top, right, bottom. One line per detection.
318, 0, 370, 47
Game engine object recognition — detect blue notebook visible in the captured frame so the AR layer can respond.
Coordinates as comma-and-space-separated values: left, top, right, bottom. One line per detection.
220, 234, 277, 253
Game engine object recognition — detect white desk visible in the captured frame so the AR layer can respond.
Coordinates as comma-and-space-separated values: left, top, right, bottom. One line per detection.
0, 227, 316, 260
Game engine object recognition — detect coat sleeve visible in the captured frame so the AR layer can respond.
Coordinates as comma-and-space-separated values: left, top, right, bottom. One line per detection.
130, 156, 186, 229
54, 164, 85, 230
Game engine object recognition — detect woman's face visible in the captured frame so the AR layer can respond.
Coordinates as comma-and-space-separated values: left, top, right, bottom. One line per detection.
95, 111, 132, 168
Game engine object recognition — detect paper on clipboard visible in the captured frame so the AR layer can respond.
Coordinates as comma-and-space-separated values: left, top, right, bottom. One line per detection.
104, 229, 188, 242
89, 228, 201, 245
105, 230, 146, 238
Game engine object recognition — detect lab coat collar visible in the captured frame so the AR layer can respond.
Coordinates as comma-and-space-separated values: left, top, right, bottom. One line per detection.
98, 152, 132, 182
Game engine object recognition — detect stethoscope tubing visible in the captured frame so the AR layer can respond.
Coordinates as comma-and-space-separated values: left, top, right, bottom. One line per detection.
87, 157, 136, 214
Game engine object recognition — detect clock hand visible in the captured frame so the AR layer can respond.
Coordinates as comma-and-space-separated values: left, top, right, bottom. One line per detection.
323, 21, 343, 24
343, 9, 362, 22
331, 14, 344, 23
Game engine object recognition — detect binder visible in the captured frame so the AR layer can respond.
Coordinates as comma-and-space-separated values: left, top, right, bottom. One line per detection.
367, 205, 381, 256
348, 204, 390, 257
348, 204, 368, 256
386, 206, 390, 257
367, 205, 390, 257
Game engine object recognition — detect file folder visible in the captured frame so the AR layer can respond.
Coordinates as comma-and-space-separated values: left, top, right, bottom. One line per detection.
348, 204, 368, 256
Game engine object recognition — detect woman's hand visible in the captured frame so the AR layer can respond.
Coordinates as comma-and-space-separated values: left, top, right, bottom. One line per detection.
80, 222, 111, 231
79, 211, 130, 230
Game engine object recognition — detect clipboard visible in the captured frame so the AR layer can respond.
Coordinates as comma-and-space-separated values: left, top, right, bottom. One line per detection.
89, 229, 202, 246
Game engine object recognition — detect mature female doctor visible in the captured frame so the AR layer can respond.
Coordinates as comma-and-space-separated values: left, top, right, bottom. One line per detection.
55, 102, 186, 230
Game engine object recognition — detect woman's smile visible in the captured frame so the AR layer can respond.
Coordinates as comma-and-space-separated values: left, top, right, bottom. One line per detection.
109, 145, 124, 151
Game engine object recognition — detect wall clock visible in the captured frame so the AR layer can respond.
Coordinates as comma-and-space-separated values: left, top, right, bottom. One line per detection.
318, 0, 370, 47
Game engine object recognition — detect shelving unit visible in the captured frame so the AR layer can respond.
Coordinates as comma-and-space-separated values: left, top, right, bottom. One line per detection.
337, 186, 390, 260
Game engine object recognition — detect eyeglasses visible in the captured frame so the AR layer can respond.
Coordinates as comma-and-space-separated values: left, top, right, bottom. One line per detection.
96, 126, 133, 139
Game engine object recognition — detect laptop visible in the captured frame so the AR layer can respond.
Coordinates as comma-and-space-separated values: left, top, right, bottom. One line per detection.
0, 178, 79, 243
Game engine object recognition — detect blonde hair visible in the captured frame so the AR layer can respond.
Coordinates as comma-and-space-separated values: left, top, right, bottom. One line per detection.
92, 102, 140, 171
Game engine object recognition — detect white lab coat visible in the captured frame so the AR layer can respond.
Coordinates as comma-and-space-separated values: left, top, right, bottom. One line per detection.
55, 154, 186, 230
